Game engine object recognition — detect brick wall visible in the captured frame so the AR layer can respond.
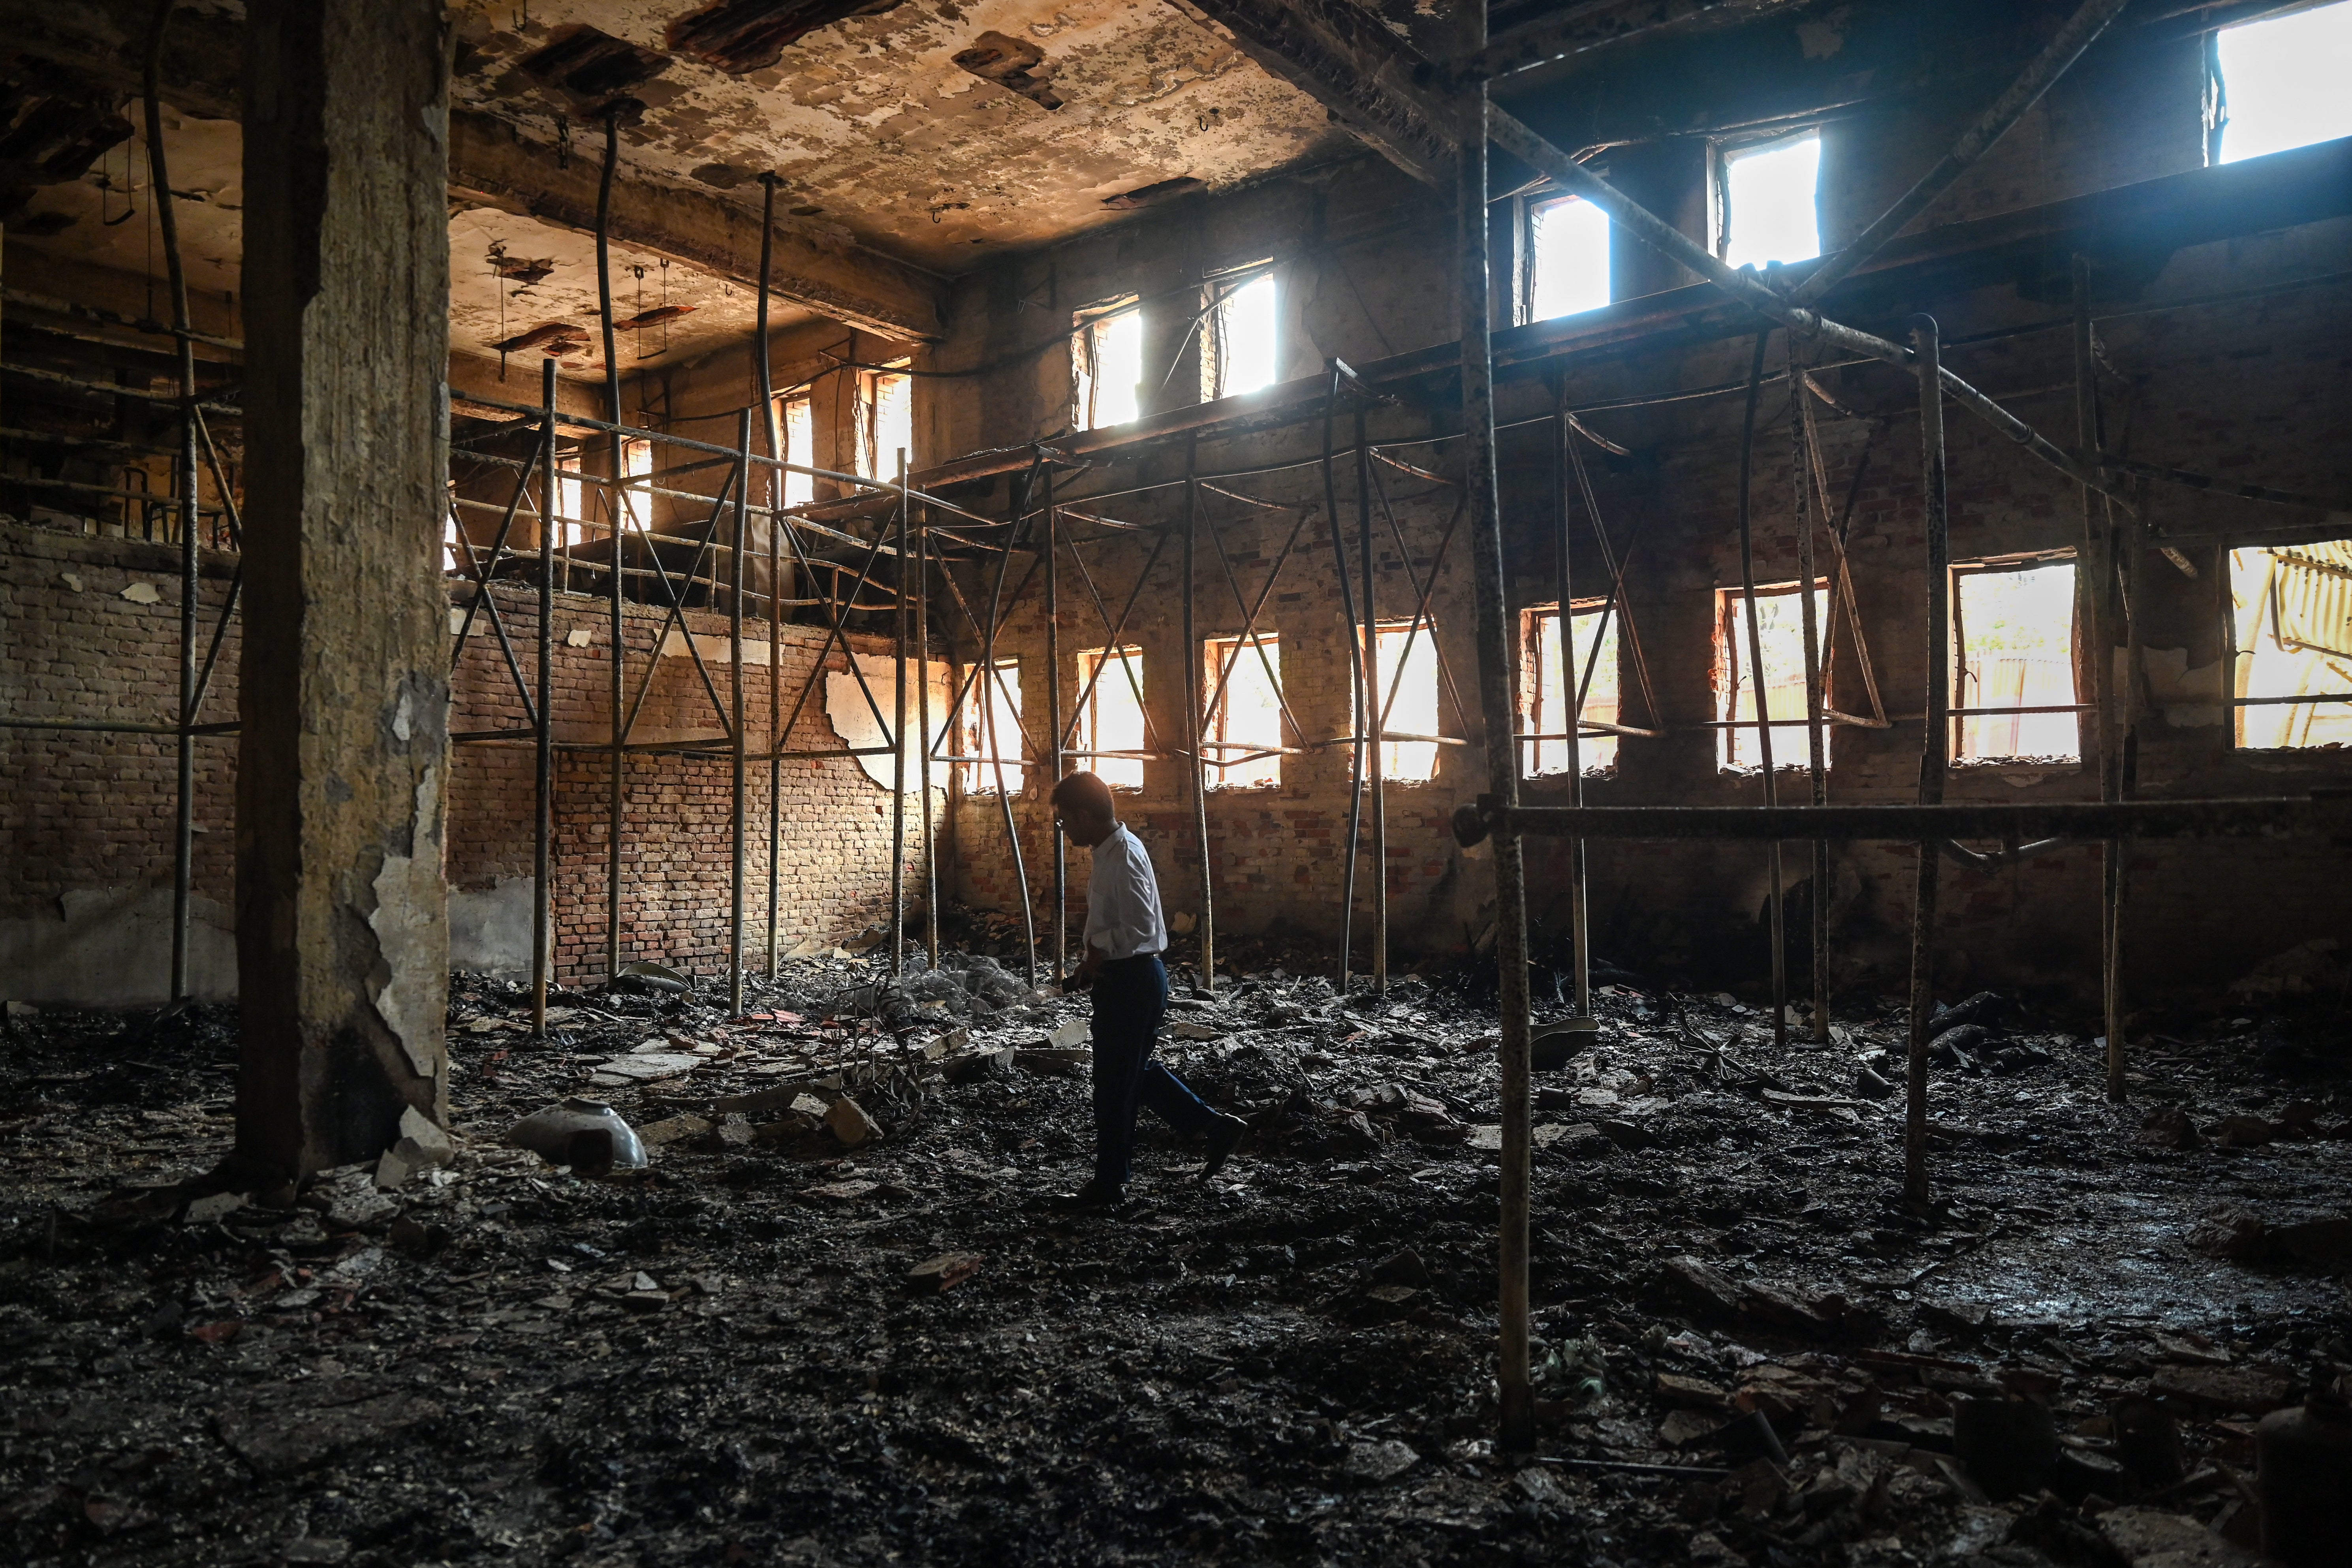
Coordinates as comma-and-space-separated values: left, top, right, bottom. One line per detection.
2, 519, 934, 1001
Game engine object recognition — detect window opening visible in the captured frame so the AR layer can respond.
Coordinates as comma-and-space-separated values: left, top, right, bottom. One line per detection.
1079, 645, 1147, 790
619, 436, 653, 532
1527, 194, 1611, 322
1362, 620, 1441, 783
2230, 539, 2352, 750
858, 363, 912, 479
556, 447, 587, 551
961, 657, 1026, 793
1952, 557, 2081, 763
773, 393, 814, 508
1073, 299, 1144, 430
1201, 268, 1278, 402
2212, 2, 2352, 164
1203, 633, 1283, 789
1719, 132, 1821, 270
1523, 601, 1619, 775
1718, 581, 1829, 771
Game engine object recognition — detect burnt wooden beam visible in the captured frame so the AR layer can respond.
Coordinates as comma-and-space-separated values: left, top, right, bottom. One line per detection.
1168, 0, 1455, 188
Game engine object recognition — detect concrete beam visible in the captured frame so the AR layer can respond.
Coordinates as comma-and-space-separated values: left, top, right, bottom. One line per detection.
1168, 0, 1455, 188
235, 0, 452, 1181
447, 111, 945, 345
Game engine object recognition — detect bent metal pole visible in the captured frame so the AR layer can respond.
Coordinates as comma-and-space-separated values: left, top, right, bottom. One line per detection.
1462, 81, 1537, 1449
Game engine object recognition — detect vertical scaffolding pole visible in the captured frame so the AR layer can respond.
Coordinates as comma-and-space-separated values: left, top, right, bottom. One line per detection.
1905, 315, 1951, 1207
1553, 378, 1590, 1018
1735, 330, 1788, 1047
1324, 374, 1365, 995
758, 173, 784, 979
730, 410, 750, 1016
2076, 254, 2130, 1103
1357, 407, 1388, 996
890, 449, 910, 977
1790, 344, 1831, 1042
1457, 73, 1536, 1450
598, 108, 626, 983
987, 466, 1038, 990
143, 4, 199, 1002
534, 359, 558, 1036
1184, 436, 1216, 993
918, 517, 940, 971
1044, 468, 1066, 978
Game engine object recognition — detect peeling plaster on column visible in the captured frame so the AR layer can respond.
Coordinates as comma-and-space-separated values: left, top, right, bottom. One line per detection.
369, 765, 446, 1081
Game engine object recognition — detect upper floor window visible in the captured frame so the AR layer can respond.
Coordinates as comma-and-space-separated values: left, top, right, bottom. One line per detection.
1079, 645, 1147, 790
2231, 538, 2352, 750
773, 392, 814, 508
555, 445, 588, 550
857, 364, 912, 480
1718, 580, 1827, 771
2213, 1, 2352, 164
1203, 632, 1283, 789
1526, 194, 1611, 322
1718, 131, 1821, 271
1523, 600, 1620, 775
1073, 299, 1144, 430
1202, 266, 1277, 402
1952, 555, 2081, 764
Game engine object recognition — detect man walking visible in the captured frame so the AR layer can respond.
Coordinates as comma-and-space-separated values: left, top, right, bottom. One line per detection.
1049, 771, 1247, 1211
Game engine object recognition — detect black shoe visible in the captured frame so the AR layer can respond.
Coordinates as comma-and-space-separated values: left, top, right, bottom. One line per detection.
1046, 1181, 1126, 1212
1199, 1113, 1249, 1180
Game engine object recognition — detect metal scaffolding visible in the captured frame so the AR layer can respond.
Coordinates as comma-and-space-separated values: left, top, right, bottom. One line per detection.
5, 0, 2349, 1466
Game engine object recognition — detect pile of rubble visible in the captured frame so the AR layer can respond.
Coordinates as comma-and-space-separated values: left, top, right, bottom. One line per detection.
1, 956, 2347, 1566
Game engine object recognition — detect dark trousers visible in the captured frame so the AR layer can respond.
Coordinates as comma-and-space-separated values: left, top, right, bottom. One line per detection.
1089, 952, 1216, 1189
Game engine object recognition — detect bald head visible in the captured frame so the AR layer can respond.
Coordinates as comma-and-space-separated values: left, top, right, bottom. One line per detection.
1051, 770, 1118, 846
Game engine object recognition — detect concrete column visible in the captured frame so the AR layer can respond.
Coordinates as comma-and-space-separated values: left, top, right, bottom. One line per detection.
233, 0, 453, 1180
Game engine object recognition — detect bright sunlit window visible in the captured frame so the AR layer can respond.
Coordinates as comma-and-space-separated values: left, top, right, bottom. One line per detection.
1074, 301, 1144, 430
1720, 132, 1822, 270
859, 365, 913, 479
556, 450, 588, 550
1361, 621, 1441, 783
619, 436, 653, 532
1953, 558, 2080, 764
1203, 269, 1278, 401
1079, 645, 1147, 790
1203, 633, 1283, 789
774, 393, 814, 508
1524, 601, 1619, 775
961, 657, 1025, 793
2214, 2, 2352, 164
2231, 539, 2352, 750
1528, 194, 1611, 321
1719, 581, 1828, 771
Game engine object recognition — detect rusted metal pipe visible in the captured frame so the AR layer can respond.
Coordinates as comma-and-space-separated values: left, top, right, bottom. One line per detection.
534, 359, 557, 1035
1790, 342, 1831, 1042
759, 172, 784, 980
144, 0, 199, 1002
1735, 329, 1789, 1049
1358, 405, 1387, 996
1460, 23, 1536, 1454
731, 410, 751, 1016
598, 107, 626, 984
1184, 436, 1216, 994
889, 450, 910, 978
1906, 315, 1951, 1208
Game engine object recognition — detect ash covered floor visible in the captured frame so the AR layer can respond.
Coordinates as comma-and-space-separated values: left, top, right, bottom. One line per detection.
3, 952, 2348, 1567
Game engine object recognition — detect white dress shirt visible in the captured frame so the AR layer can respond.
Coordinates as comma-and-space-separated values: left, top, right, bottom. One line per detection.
1084, 822, 1168, 960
